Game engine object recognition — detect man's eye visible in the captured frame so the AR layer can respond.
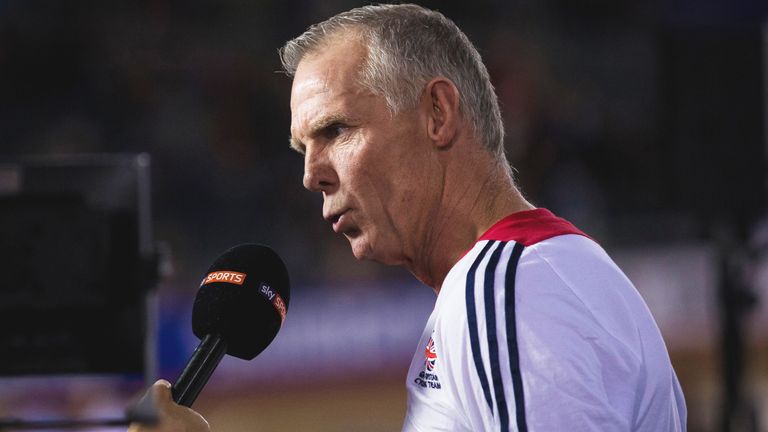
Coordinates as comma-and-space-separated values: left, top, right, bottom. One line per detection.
324, 123, 347, 139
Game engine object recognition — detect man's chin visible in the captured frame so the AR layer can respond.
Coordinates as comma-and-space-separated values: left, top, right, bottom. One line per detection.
348, 238, 374, 261
347, 236, 403, 266
346, 232, 379, 262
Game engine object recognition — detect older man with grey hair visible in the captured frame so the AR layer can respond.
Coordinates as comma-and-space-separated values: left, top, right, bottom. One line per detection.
132, 4, 686, 431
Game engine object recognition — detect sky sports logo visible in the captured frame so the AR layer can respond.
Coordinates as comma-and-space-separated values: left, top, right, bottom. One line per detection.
201, 271, 246, 286
200, 271, 286, 324
260, 282, 287, 324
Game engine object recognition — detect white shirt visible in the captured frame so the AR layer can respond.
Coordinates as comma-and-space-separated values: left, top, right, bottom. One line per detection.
403, 209, 686, 432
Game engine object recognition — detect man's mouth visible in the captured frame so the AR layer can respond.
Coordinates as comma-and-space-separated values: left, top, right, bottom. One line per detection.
324, 208, 345, 223
325, 209, 350, 233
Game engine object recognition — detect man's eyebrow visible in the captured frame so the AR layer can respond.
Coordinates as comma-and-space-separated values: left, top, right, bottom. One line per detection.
308, 113, 356, 135
289, 113, 358, 154
289, 135, 304, 154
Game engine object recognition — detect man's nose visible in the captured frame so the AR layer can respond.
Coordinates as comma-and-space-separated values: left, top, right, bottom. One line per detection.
303, 147, 337, 193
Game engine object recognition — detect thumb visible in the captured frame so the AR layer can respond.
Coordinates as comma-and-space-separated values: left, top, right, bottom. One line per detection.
151, 380, 174, 406
127, 380, 169, 426
128, 379, 210, 432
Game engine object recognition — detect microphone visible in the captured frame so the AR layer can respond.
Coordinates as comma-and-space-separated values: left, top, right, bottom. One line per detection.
171, 244, 290, 407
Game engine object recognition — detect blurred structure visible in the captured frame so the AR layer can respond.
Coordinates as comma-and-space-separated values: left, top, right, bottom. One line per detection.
0, 0, 767, 431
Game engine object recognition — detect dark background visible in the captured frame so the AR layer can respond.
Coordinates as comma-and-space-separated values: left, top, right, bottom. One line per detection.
0, 1, 767, 431
1, 0, 765, 285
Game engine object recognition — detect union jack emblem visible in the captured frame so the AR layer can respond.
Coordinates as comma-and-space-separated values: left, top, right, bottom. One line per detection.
424, 337, 437, 371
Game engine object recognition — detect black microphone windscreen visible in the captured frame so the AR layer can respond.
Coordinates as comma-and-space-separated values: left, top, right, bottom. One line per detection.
192, 244, 290, 360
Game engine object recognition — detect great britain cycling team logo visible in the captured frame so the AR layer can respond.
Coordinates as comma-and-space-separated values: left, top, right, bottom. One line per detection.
424, 336, 437, 371
414, 335, 442, 390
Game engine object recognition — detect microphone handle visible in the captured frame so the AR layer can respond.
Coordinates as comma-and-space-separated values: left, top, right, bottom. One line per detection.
172, 333, 227, 407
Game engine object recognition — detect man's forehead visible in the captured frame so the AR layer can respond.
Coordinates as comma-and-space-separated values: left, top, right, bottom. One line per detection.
289, 82, 363, 148
290, 72, 331, 110
290, 74, 349, 120
290, 38, 366, 103
289, 41, 368, 133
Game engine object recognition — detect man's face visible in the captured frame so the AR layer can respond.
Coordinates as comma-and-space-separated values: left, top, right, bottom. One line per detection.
289, 36, 436, 265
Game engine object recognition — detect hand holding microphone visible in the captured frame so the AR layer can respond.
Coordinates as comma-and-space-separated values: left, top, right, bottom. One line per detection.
128, 380, 210, 432
130, 244, 290, 431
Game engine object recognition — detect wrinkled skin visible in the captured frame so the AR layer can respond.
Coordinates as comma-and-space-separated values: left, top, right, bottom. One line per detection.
290, 34, 441, 268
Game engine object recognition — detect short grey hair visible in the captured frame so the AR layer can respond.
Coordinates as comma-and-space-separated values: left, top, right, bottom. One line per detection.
279, 3, 506, 161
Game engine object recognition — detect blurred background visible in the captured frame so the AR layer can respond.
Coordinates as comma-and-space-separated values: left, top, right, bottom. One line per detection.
0, 0, 767, 430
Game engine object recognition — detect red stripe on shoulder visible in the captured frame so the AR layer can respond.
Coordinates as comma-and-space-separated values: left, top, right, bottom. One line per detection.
478, 208, 589, 246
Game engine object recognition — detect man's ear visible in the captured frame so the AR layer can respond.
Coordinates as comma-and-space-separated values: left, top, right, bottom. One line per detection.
424, 77, 461, 149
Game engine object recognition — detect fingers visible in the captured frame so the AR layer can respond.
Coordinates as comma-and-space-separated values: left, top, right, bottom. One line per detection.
128, 380, 167, 432
128, 380, 210, 432
152, 379, 173, 407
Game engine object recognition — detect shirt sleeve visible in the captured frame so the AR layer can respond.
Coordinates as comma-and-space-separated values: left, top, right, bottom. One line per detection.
435, 239, 643, 431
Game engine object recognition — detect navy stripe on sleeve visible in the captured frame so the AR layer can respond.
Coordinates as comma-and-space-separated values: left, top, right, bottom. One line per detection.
505, 242, 527, 432
483, 241, 510, 431
465, 240, 496, 411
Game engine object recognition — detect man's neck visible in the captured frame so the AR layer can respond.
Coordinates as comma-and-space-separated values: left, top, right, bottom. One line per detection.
408, 159, 533, 293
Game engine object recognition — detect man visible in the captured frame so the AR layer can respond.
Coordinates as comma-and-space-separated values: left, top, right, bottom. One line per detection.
132, 4, 686, 431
